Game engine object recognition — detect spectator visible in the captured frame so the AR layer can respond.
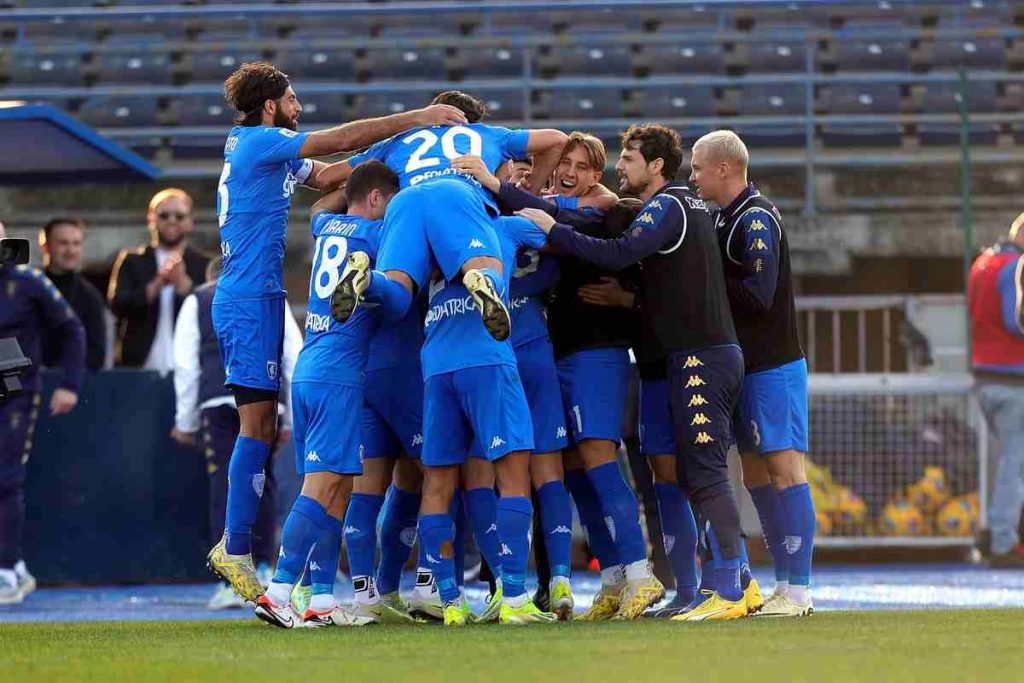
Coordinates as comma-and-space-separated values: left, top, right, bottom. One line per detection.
0, 219, 85, 604
171, 257, 303, 609
39, 217, 109, 370
108, 188, 209, 371
968, 213, 1024, 569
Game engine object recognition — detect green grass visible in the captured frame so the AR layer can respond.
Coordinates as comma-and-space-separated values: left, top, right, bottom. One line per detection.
3, 611, 1023, 682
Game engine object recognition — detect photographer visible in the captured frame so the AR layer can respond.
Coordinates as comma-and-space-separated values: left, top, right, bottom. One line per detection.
0, 220, 85, 604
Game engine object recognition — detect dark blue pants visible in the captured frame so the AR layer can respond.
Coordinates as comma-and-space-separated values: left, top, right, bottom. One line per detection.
200, 404, 278, 565
667, 345, 744, 558
0, 392, 40, 569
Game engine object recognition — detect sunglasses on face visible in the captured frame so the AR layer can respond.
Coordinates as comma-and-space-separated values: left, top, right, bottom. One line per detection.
158, 211, 189, 221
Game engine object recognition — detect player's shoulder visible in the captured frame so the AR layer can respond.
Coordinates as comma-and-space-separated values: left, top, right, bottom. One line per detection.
13, 264, 46, 282
738, 204, 782, 235
652, 183, 709, 215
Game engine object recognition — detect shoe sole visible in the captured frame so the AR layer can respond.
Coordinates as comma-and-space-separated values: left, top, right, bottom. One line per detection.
254, 605, 296, 629
409, 608, 444, 622
330, 254, 369, 323
464, 270, 511, 341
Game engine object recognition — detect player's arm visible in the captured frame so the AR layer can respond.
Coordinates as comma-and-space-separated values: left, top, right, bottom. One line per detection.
578, 184, 619, 211
298, 105, 467, 159
310, 187, 348, 217
35, 273, 85, 412
299, 160, 330, 190
314, 160, 353, 194
998, 255, 1024, 337
517, 194, 684, 272
726, 208, 780, 314
524, 129, 570, 194
171, 293, 201, 441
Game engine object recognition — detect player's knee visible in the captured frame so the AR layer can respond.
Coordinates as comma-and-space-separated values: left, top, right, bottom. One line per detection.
354, 458, 394, 495
422, 466, 459, 505
393, 458, 423, 492
578, 438, 618, 469
494, 450, 531, 498
765, 449, 807, 489
741, 452, 773, 488
301, 472, 351, 509
530, 452, 564, 489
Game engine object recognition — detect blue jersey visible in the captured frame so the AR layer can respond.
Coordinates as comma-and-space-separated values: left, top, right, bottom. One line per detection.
215, 125, 313, 301
366, 300, 424, 373
346, 123, 529, 215
509, 250, 558, 349
293, 213, 382, 387
422, 216, 546, 378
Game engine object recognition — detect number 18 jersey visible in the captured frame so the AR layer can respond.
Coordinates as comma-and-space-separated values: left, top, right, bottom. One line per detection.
346, 123, 529, 215
293, 212, 382, 387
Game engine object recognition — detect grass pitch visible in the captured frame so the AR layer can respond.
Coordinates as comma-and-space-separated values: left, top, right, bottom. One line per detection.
3, 610, 1023, 682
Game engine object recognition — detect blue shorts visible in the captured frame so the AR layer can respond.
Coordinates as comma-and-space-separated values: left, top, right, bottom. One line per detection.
422, 364, 534, 467
212, 296, 285, 393
292, 381, 364, 476
515, 338, 569, 454
733, 358, 809, 454
378, 178, 501, 289
639, 376, 677, 456
556, 347, 630, 447
363, 367, 424, 460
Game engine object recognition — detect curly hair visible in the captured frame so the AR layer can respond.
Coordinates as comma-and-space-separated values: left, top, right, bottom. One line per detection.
223, 62, 291, 126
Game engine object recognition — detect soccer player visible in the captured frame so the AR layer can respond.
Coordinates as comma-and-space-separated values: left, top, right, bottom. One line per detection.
207, 62, 466, 602
323, 90, 567, 342
518, 124, 750, 622
690, 130, 814, 617
254, 161, 406, 628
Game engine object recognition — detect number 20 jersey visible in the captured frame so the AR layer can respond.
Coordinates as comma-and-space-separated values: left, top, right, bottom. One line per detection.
215, 125, 313, 302
293, 212, 383, 387
345, 123, 529, 215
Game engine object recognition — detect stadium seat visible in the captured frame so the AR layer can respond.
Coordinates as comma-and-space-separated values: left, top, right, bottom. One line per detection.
454, 46, 527, 79
291, 92, 348, 125
636, 85, 716, 118
833, 20, 913, 72
7, 50, 83, 85
918, 82, 1000, 146
478, 88, 526, 122
745, 40, 808, 73
544, 88, 623, 120
820, 84, 903, 147
546, 44, 634, 77
77, 97, 160, 128
173, 95, 235, 127
642, 43, 726, 75
737, 84, 809, 116
929, 38, 1007, 70
274, 47, 357, 82
93, 51, 173, 85
189, 48, 263, 83
349, 91, 424, 119
364, 29, 447, 80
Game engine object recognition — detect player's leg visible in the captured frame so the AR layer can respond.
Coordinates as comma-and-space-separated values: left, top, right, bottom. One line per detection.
462, 454, 503, 621
345, 457, 392, 615
667, 347, 748, 622
378, 458, 423, 607
200, 406, 245, 610
208, 297, 284, 602
0, 393, 38, 604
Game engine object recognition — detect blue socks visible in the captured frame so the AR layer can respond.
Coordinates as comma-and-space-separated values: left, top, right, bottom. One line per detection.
418, 513, 459, 604
452, 494, 466, 590
225, 436, 271, 555
479, 267, 506, 298
587, 461, 646, 565
464, 487, 501, 583
537, 481, 574, 579
564, 468, 620, 569
496, 496, 532, 599
365, 270, 413, 320
654, 483, 698, 604
748, 484, 790, 584
273, 495, 328, 585
738, 536, 752, 589
310, 515, 343, 598
344, 493, 385, 583
376, 485, 420, 596
780, 483, 815, 587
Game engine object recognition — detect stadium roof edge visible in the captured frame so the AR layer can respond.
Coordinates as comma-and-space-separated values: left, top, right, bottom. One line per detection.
0, 103, 160, 185
1, 0, 975, 22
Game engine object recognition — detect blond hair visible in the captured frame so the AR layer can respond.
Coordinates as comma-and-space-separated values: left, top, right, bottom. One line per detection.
148, 188, 193, 214
693, 130, 749, 173
1010, 212, 1024, 243
564, 131, 607, 171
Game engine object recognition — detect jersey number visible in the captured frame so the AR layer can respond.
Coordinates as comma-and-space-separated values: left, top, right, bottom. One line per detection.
311, 235, 349, 300
217, 162, 231, 228
403, 126, 483, 174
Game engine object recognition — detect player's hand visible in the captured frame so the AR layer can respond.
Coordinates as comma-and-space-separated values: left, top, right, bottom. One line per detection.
515, 208, 557, 234
50, 388, 78, 416
170, 427, 196, 447
577, 277, 635, 309
413, 104, 467, 127
450, 155, 500, 193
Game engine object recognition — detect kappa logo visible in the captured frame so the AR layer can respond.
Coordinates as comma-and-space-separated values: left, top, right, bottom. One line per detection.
690, 413, 711, 426
749, 218, 767, 231
490, 436, 505, 449
683, 355, 704, 369
469, 238, 486, 248
636, 212, 655, 225
785, 535, 803, 555
556, 426, 567, 439
411, 433, 424, 447
684, 375, 706, 388
306, 450, 321, 462
486, 523, 497, 534
693, 431, 715, 445
344, 526, 360, 535
309, 561, 322, 572
663, 534, 676, 555
426, 553, 442, 565
552, 526, 572, 535
499, 543, 513, 557
749, 238, 769, 251
648, 199, 663, 210
688, 394, 708, 407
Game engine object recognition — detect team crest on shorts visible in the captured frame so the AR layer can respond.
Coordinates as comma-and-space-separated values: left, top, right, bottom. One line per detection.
266, 361, 278, 379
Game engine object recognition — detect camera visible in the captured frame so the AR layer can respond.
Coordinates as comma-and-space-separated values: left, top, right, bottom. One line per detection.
1, 237, 32, 402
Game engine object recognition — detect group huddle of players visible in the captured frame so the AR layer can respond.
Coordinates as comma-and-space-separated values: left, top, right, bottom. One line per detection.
205, 62, 817, 629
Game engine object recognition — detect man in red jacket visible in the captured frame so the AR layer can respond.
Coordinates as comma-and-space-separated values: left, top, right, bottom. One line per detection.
968, 213, 1024, 568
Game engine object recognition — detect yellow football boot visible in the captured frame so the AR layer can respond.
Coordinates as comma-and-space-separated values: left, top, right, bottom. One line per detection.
207, 537, 263, 603
744, 577, 765, 615
671, 590, 748, 622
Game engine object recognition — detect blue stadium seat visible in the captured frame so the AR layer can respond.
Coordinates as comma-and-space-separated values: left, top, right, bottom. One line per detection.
172, 134, 227, 160
349, 92, 424, 119
77, 97, 159, 128
930, 38, 1007, 70
547, 44, 633, 77
7, 50, 83, 85
737, 84, 809, 116
637, 86, 716, 118
456, 46, 527, 79
643, 43, 726, 75
545, 88, 622, 120
918, 82, 1000, 145
834, 20, 913, 72
745, 40, 807, 73
274, 47, 357, 82
821, 84, 903, 147
364, 29, 447, 80
174, 95, 235, 127
190, 48, 263, 83
292, 92, 348, 125
93, 51, 172, 85
479, 89, 526, 122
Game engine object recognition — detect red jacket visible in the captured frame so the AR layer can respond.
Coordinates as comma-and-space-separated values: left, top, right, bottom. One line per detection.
968, 242, 1024, 374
